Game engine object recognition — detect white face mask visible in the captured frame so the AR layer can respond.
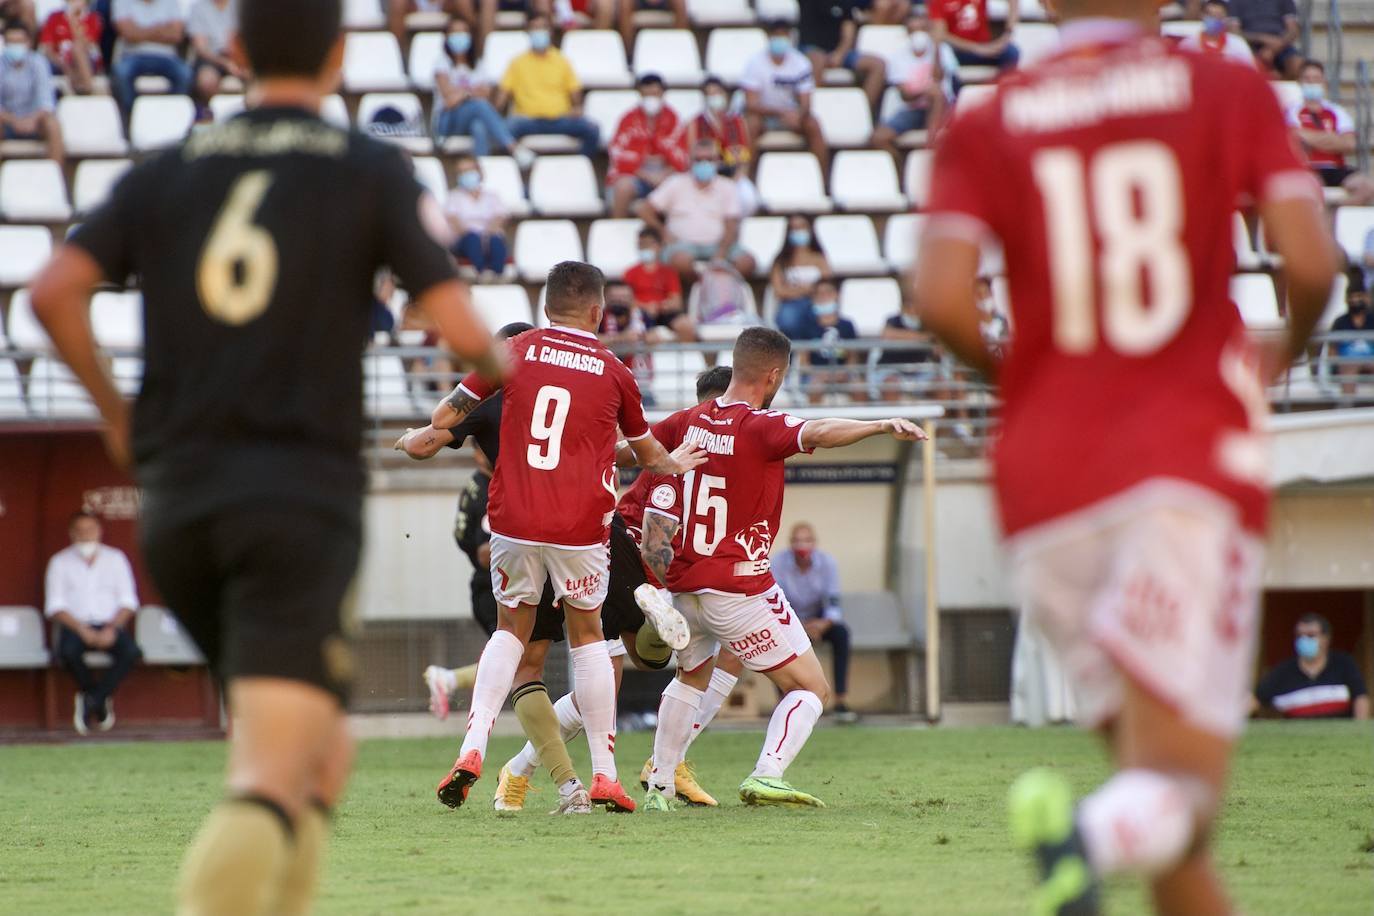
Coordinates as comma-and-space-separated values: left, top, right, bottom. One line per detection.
75, 541, 99, 560
910, 31, 932, 54
641, 95, 663, 116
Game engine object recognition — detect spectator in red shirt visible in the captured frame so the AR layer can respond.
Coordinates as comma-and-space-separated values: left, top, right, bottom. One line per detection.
607, 73, 688, 218
624, 227, 695, 342
1287, 59, 1356, 188
928, 0, 1019, 71
39, 0, 103, 95
686, 76, 752, 175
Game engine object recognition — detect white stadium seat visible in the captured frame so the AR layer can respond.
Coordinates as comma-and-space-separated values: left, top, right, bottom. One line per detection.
634, 30, 705, 85
883, 212, 926, 272
135, 605, 204, 665
583, 90, 640, 150
1233, 212, 1264, 271
479, 30, 531, 82
1231, 274, 1281, 329
587, 218, 645, 279
477, 156, 531, 217
0, 160, 72, 222
738, 216, 786, 277
408, 31, 446, 91
705, 28, 767, 85
0, 229, 53, 289
754, 0, 799, 21
357, 93, 433, 153
27, 357, 98, 418
322, 94, 351, 130
651, 349, 709, 404
1013, 23, 1061, 67
412, 156, 450, 204
856, 25, 908, 61
1271, 81, 1302, 112
815, 215, 885, 276
811, 87, 873, 148
363, 354, 417, 419
562, 30, 633, 89
130, 95, 195, 151
343, 0, 386, 29
831, 150, 906, 212
6, 289, 49, 348
840, 277, 902, 336
513, 220, 584, 282
343, 32, 408, 92
687, 0, 754, 26
91, 291, 143, 349
528, 155, 604, 216
904, 149, 933, 209
756, 153, 832, 214
471, 285, 534, 332
58, 96, 128, 156
209, 93, 245, 122
1333, 206, 1374, 263
1161, 20, 1203, 39
111, 357, 143, 398
0, 359, 27, 418
957, 84, 997, 110
665, 89, 705, 124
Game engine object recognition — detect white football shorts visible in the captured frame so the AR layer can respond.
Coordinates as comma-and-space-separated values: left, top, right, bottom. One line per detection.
489, 534, 610, 612
674, 585, 812, 674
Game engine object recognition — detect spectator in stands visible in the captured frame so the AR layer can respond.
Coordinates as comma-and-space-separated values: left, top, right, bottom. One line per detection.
598, 278, 652, 390
39, 0, 104, 95
618, 0, 686, 51
689, 77, 751, 174
1253, 613, 1370, 719
858, 0, 912, 23
0, 22, 62, 161
371, 271, 398, 339
1287, 60, 1356, 188
799, 279, 865, 405
929, 0, 1019, 72
187, 0, 242, 120
624, 227, 695, 342
44, 511, 143, 736
553, 0, 613, 31
110, 0, 192, 116
741, 20, 828, 173
772, 523, 858, 723
637, 138, 756, 281
445, 155, 509, 282
1330, 272, 1373, 397
872, 9, 957, 160
1178, 0, 1257, 66
1232, 0, 1301, 77
0, 0, 36, 31
799, 0, 886, 111
495, 13, 599, 157
771, 215, 833, 342
433, 17, 534, 163
607, 73, 689, 219
872, 298, 939, 400
389, 0, 475, 46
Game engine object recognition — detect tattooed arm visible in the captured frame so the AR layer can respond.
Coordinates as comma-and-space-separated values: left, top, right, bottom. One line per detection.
393, 424, 456, 459
431, 382, 483, 430
640, 509, 681, 589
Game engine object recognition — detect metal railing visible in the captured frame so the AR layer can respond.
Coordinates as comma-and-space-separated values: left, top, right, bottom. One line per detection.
1327, 0, 1344, 99
1357, 58, 1372, 174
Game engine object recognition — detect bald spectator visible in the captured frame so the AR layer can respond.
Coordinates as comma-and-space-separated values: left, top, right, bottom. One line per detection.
494, 13, 599, 157
45, 512, 143, 736
110, 0, 192, 116
773, 523, 858, 722
636, 139, 756, 282
0, 22, 62, 161
1254, 614, 1370, 719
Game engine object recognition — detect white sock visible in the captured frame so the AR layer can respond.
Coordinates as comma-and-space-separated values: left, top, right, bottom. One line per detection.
554, 692, 584, 741
650, 678, 703, 795
752, 690, 823, 779
1079, 769, 1208, 877
558, 777, 582, 799
684, 668, 737, 752
458, 630, 523, 760
570, 640, 618, 780
507, 742, 539, 779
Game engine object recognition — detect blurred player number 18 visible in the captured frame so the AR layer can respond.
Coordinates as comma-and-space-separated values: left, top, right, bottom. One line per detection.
528, 385, 571, 470
1034, 140, 1191, 356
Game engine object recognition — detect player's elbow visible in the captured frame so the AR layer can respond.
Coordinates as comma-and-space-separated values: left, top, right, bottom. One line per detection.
1286, 241, 1341, 307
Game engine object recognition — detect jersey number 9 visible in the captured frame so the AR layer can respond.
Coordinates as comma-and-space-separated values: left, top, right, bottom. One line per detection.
197, 170, 280, 326
527, 385, 572, 470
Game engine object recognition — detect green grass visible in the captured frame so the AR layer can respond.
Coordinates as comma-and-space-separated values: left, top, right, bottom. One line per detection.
2, 722, 1371, 915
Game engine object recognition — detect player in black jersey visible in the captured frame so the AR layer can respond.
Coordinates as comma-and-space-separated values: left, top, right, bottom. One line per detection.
30, 1, 498, 912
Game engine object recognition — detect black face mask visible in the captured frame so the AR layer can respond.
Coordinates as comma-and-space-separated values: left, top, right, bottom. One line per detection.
1349, 299, 1369, 313
606, 302, 632, 320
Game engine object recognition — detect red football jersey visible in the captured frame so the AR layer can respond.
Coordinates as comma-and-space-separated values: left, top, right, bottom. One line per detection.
925, 24, 1317, 539
616, 470, 653, 543
929, 0, 993, 44
460, 326, 650, 548
642, 399, 813, 596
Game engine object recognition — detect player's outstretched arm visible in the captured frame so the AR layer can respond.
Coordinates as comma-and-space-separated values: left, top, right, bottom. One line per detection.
30, 246, 130, 467
801, 417, 925, 451
913, 232, 999, 381
640, 510, 681, 589
630, 436, 708, 476
393, 425, 456, 459
431, 382, 484, 430
1261, 195, 1341, 377
416, 279, 506, 386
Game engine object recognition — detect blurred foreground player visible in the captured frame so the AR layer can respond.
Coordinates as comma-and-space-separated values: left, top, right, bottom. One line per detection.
29, 0, 499, 912
914, 2, 1338, 912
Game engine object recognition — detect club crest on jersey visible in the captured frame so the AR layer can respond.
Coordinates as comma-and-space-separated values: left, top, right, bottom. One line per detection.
651, 484, 677, 510
732, 522, 773, 577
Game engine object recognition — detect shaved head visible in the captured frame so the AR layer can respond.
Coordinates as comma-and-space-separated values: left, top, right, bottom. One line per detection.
731, 327, 791, 381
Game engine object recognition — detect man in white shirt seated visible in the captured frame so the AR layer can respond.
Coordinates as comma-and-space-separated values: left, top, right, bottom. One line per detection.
740, 20, 828, 173
45, 511, 142, 735
1178, 1, 1257, 68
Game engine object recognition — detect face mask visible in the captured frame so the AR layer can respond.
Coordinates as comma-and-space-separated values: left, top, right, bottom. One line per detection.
1350, 299, 1369, 313
606, 301, 631, 319
529, 29, 551, 51
75, 541, 98, 560
706, 93, 727, 112
691, 161, 717, 183
1300, 82, 1325, 102
1202, 16, 1225, 36
447, 32, 472, 55
814, 300, 838, 317
768, 36, 790, 58
1295, 635, 1321, 659
458, 170, 481, 190
900, 313, 920, 330
792, 547, 813, 563
641, 95, 663, 116
3, 45, 27, 63
910, 31, 932, 54
788, 229, 811, 247
636, 247, 657, 264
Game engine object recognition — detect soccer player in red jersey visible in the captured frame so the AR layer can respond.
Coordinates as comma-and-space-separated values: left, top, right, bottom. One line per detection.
430, 261, 705, 814
636, 328, 924, 810
914, 3, 1339, 912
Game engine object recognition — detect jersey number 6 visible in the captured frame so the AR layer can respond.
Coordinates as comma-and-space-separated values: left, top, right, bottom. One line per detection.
197, 170, 280, 326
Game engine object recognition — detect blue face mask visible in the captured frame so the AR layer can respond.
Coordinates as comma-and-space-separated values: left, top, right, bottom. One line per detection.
3, 44, 27, 63
814, 300, 838, 316
458, 170, 481, 190
769, 36, 790, 57
1295, 635, 1321, 659
529, 29, 551, 51
788, 229, 811, 247
637, 247, 657, 264
1300, 82, 1325, 103
1202, 16, 1225, 36
691, 160, 717, 183
447, 32, 472, 55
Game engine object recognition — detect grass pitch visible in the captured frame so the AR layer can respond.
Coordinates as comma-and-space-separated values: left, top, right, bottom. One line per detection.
2, 721, 1370, 915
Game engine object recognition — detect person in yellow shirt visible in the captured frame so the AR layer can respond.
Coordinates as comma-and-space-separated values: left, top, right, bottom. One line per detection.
494, 13, 600, 156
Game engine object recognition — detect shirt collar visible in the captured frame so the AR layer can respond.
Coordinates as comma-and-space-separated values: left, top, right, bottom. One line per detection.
1058, 17, 1146, 52
549, 324, 598, 340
